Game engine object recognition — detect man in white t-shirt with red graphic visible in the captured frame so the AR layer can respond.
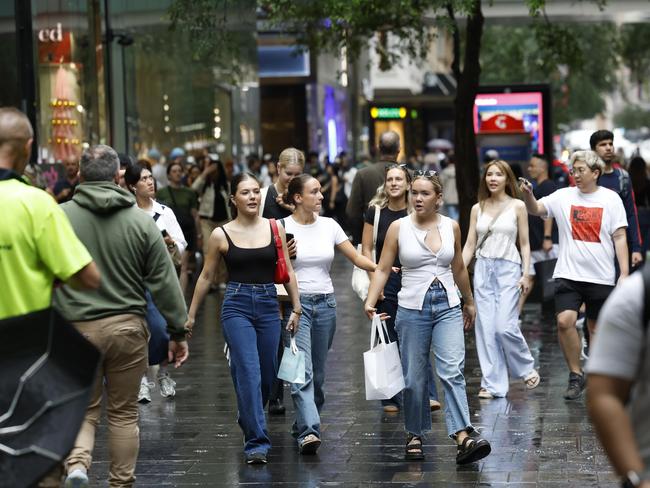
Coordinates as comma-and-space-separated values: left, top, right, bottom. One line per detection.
520, 150, 629, 401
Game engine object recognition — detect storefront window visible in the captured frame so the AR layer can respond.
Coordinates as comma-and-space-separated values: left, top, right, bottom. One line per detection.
109, 0, 258, 161
32, 0, 108, 163
0, 3, 20, 108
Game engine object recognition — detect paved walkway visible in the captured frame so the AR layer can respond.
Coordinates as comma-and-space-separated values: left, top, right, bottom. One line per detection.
90, 255, 617, 486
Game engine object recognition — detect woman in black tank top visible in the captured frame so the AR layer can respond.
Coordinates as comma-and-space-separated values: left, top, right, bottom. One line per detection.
187, 172, 301, 464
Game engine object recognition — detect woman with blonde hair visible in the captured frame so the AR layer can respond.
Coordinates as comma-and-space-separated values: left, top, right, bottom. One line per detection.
365, 171, 490, 463
259, 147, 305, 219
462, 160, 539, 399
361, 164, 440, 413
258, 147, 305, 415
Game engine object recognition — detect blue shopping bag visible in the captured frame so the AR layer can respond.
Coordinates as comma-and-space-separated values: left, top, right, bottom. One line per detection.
277, 336, 305, 384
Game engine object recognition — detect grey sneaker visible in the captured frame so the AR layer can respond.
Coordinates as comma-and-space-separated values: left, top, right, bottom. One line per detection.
299, 434, 321, 454
137, 380, 152, 404
64, 469, 89, 488
158, 373, 176, 398
564, 372, 585, 400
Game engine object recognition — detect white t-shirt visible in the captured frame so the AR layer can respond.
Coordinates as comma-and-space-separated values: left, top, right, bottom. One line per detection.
540, 186, 627, 285
143, 199, 188, 254
586, 272, 650, 474
284, 216, 348, 294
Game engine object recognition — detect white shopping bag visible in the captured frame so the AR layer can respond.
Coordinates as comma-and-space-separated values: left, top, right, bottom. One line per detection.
277, 336, 305, 384
363, 314, 405, 400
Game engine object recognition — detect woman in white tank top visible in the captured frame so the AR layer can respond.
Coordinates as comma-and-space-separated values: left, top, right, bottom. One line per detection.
365, 172, 491, 465
462, 160, 540, 399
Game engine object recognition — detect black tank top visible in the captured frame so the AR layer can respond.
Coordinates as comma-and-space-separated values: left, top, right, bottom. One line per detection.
221, 224, 277, 284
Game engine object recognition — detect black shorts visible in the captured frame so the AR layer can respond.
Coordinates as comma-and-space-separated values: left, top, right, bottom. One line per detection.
554, 278, 614, 321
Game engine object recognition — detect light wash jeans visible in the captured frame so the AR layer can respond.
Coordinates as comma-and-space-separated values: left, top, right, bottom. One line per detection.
221, 282, 280, 455
379, 270, 438, 408
287, 293, 337, 444
395, 281, 473, 438
474, 258, 535, 397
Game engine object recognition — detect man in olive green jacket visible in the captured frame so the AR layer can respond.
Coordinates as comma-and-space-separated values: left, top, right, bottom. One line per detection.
54, 144, 188, 488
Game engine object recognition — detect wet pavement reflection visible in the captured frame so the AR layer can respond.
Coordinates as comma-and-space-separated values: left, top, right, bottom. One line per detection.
89, 256, 617, 486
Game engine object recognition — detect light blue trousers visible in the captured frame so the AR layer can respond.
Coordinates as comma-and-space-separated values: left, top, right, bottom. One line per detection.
473, 258, 536, 397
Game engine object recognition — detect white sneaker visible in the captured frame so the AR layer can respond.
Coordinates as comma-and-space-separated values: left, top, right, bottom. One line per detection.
581, 336, 589, 361
64, 469, 89, 488
158, 373, 176, 398
138, 380, 152, 404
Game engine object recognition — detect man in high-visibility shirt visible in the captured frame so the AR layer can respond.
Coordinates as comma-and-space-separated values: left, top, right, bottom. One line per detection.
0, 107, 100, 320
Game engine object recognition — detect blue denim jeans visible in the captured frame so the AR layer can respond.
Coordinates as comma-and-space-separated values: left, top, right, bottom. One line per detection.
395, 281, 473, 438
221, 282, 281, 455
287, 293, 337, 443
379, 271, 438, 408
145, 291, 169, 366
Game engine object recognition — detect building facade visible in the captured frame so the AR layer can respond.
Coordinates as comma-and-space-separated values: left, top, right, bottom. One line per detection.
0, 0, 260, 164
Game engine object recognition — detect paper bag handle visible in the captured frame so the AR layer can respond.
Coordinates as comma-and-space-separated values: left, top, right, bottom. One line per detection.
370, 314, 390, 348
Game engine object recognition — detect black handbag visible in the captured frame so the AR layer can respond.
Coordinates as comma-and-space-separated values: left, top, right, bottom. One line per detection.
533, 258, 557, 302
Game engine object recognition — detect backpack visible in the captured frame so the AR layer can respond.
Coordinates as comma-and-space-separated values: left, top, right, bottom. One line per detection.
615, 167, 632, 200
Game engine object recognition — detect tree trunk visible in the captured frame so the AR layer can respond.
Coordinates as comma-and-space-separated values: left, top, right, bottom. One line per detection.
452, 1, 484, 243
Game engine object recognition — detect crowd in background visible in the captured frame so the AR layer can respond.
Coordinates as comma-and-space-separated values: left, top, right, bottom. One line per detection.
4, 101, 650, 485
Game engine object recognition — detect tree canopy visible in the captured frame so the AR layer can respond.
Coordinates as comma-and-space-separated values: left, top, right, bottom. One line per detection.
480, 22, 619, 130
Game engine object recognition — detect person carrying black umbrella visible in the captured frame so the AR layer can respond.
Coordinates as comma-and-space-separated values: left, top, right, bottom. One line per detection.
0, 107, 100, 319
0, 108, 101, 488
53, 145, 189, 487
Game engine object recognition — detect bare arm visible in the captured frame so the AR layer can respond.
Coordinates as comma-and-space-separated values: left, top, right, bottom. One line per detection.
613, 227, 629, 280
65, 261, 101, 290
519, 179, 548, 217
461, 204, 479, 267
517, 202, 532, 291
187, 228, 225, 326
191, 207, 201, 242
542, 217, 554, 253
337, 239, 376, 271
587, 375, 646, 479
276, 223, 302, 332
451, 221, 476, 330
365, 221, 399, 317
361, 221, 375, 280
329, 175, 339, 209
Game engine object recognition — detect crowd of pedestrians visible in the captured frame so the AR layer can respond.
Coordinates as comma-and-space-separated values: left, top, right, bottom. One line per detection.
3, 102, 650, 487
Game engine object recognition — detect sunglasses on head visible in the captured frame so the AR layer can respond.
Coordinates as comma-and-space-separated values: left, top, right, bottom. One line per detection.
413, 169, 438, 178
385, 163, 411, 178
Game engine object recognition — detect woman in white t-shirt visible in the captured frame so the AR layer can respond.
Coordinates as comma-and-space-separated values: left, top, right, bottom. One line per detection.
125, 161, 187, 403
462, 160, 539, 399
283, 174, 376, 455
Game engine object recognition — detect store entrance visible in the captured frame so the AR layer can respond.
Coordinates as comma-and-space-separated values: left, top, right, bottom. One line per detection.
260, 84, 308, 157
373, 119, 405, 162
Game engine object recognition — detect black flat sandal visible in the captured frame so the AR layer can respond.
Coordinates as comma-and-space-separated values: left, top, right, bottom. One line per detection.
405, 434, 425, 461
456, 436, 491, 464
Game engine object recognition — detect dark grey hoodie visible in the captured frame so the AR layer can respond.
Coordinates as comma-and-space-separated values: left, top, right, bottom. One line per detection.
53, 181, 187, 340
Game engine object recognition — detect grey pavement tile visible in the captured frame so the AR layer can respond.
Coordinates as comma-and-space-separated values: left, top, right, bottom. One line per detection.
84, 255, 615, 486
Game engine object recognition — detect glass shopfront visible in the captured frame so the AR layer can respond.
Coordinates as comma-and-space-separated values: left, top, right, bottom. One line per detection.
2, 0, 259, 165
32, 0, 108, 163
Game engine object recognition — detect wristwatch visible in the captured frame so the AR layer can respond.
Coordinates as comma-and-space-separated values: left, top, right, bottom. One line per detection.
543, 236, 552, 240
622, 470, 644, 488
